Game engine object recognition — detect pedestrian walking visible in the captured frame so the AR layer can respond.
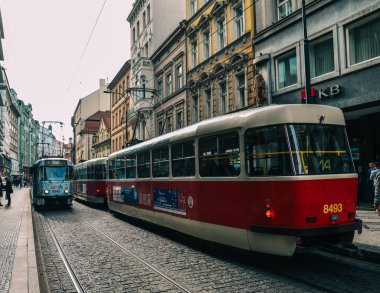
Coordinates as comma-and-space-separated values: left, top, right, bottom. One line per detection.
4, 176, 13, 207
0, 175, 3, 207
368, 162, 375, 205
370, 162, 380, 215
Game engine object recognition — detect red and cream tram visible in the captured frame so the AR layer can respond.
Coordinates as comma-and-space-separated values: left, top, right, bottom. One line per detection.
106, 104, 362, 256
73, 157, 108, 204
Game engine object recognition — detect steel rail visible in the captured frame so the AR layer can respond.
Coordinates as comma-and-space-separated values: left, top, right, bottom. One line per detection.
46, 220, 86, 293
69, 210, 191, 293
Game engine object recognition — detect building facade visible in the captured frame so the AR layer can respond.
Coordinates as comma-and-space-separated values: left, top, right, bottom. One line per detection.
186, 0, 255, 126
127, 0, 186, 142
16, 99, 39, 180
253, 0, 380, 201
92, 111, 111, 158
72, 79, 110, 164
107, 60, 132, 152
152, 22, 187, 136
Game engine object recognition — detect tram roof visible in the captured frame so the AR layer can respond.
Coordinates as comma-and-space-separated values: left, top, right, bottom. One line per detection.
74, 157, 108, 167
108, 104, 345, 159
33, 157, 74, 166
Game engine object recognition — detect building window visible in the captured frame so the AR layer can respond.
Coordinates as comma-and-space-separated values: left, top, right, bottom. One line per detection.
219, 81, 228, 114
176, 111, 183, 129
147, 4, 150, 22
348, 16, 380, 66
176, 64, 183, 90
217, 17, 227, 50
158, 120, 163, 135
204, 88, 212, 119
276, 50, 297, 89
133, 28, 136, 43
144, 42, 149, 57
235, 73, 246, 108
192, 95, 199, 123
203, 30, 211, 61
278, 0, 292, 20
310, 34, 334, 78
166, 115, 173, 133
157, 79, 163, 100
191, 40, 198, 68
234, 3, 244, 39
190, 0, 197, 16
137, 21, 140, 37
143, 11, 146, 28
166, 74, 172, 97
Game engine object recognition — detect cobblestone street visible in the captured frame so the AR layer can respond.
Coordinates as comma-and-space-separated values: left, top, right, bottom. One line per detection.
32, 196, 380, 292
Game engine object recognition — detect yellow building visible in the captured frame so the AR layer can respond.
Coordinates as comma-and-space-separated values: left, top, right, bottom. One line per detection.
186, 0, 255, 124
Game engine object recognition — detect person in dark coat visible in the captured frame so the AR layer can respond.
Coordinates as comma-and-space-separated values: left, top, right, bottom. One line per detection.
4, 177, 13, 207
0, 176, 3, 207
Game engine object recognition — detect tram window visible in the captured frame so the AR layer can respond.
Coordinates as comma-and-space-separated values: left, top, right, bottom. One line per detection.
172, 140, 195, 177
153, 147, 169, 177
126, 155, 136, 179
115, 157, 126, 179
287, 124, 354, 175
199, 132, 240, 177
245, 125, 293, 177
87, 165, 95, 180
108, 159, 117, 179
137, 151, 151, 178
81, 167, 86, 179
95, 164, 105, 179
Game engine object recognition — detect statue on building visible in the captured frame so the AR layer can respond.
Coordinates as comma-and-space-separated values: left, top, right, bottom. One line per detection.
253, 70, 266, 106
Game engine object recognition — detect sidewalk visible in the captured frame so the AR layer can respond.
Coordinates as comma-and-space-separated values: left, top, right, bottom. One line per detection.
0, 187, 39, 293
349, 202, 380, 262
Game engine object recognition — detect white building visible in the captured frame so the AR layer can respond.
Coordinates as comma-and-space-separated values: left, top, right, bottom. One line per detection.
127, 0, 185, 143
72, 79, 110, 164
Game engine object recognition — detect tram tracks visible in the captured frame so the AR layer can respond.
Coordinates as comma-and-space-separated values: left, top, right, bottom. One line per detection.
33, 203, 380, 292
45, 220, 85, 293
37, 209, 191, 293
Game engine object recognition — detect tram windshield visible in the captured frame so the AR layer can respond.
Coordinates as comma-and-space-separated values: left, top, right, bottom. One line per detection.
287, 124, 354, 175
245, 124, 354, 176
43, 166, 73, 181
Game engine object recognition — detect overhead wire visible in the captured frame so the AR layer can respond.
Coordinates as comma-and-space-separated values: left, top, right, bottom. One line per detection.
68, 0, 108, 90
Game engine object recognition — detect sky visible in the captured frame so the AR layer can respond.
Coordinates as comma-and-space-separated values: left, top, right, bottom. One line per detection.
0, 0, 133, 142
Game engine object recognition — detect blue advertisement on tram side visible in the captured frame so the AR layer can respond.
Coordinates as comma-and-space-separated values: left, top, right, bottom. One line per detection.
153, 189, 186, 215
122, 187, 139, 205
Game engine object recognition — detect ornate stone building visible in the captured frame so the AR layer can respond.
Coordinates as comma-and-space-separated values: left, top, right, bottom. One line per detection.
186, 0, 255, 125
152, 22, 187, 136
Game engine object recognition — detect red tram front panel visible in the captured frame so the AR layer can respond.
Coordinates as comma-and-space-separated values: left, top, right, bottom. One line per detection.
74, 180, 108, 204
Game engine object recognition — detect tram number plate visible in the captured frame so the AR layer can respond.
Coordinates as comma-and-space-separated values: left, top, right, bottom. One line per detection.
51, 190, 60, 194
323, 203, 343, 213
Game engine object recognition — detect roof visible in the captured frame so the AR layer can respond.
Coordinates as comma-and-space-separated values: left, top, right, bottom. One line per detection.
81, 110, 111, 134
107, 60, 131, 90
109, 104, 346, 160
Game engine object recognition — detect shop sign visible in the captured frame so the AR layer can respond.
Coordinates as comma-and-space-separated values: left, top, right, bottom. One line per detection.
319, 85, 341, 99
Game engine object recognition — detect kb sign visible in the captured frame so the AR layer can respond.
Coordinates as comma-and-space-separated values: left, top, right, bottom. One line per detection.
319, 85, 341, 99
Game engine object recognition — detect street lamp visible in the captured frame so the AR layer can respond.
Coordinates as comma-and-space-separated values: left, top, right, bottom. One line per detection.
104, 90, 129, 148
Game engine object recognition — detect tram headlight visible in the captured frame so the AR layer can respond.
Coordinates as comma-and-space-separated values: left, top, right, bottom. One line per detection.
44, 189, 49, 194
64, 189, 69, 194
